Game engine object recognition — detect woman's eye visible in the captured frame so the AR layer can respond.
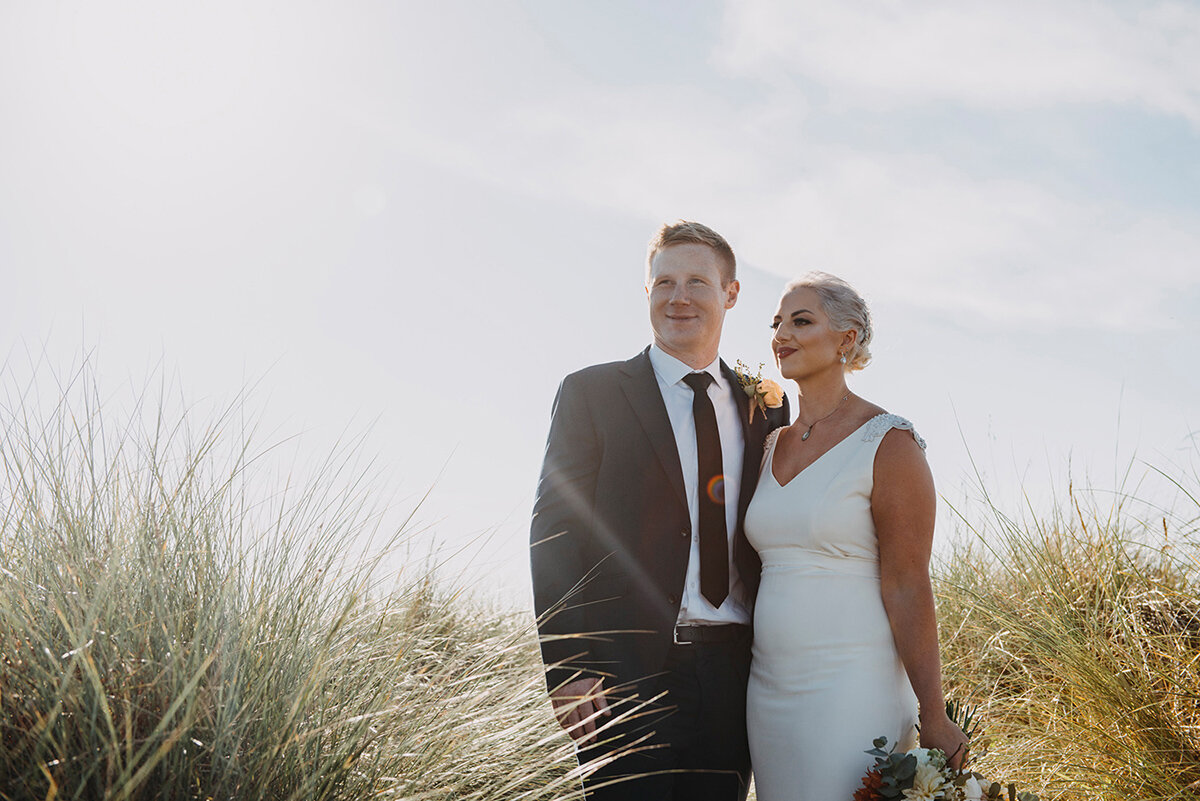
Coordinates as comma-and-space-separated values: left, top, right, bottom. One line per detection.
769, 321, 780, 330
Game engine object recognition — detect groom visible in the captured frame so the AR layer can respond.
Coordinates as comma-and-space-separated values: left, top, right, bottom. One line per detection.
530, 221, 789, 800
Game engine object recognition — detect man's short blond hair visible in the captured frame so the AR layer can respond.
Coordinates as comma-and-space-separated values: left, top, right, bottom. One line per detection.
645, 221, 737, 285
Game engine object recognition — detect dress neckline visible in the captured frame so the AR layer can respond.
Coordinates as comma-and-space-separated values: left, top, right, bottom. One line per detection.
769, 414, 885, 489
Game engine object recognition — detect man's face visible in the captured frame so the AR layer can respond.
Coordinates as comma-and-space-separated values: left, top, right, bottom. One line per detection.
646, 243, 739, 361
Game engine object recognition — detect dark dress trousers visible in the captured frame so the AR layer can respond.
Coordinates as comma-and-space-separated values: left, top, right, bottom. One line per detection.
531, 347, 789, 799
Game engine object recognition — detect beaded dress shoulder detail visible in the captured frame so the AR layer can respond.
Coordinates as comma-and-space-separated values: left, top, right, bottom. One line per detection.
861, 413, 926, 450
761, 427, 784, 472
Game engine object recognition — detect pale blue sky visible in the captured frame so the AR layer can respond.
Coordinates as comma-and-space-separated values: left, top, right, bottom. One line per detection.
2, 1, 1198, 603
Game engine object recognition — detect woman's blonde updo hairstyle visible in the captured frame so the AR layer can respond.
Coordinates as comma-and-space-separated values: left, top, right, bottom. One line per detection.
783, 272, 873, 372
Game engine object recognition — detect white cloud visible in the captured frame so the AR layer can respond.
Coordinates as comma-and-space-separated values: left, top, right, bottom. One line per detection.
367, 2, 1198, 334
435, 86, 1200, 331
718, 0, 1200, 124
731, 151, 1200, 329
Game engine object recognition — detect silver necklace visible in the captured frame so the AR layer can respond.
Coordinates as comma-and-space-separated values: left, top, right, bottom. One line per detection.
798, 392, 850, 441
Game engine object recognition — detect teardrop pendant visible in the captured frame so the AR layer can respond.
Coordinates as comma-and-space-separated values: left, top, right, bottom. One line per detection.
796, 392, 850, 445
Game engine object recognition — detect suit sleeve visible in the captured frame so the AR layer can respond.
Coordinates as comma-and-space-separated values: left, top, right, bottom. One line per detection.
777, 394, 791, 428
530, 373, 601, 689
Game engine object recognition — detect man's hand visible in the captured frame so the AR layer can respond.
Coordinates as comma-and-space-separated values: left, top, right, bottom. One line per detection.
550, 677, 610, 745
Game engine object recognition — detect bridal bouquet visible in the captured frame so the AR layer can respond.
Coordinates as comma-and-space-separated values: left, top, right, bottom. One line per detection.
852, 737, 1038, 801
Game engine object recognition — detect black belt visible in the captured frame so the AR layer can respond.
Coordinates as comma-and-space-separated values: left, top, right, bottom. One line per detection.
672, 623, 750, 645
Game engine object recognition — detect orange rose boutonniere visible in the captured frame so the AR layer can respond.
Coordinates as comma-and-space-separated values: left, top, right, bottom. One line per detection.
734, 361, 785, 424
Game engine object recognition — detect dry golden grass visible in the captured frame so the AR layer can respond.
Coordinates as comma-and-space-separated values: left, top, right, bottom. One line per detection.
0, 365, 584, 800
7, 360, 1200, 800
938, 474, 1200, 801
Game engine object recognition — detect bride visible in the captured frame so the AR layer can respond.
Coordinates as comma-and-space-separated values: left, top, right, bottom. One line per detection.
744, 273, 966, 800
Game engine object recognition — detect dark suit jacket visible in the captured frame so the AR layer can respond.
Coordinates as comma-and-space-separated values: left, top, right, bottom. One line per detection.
530, 347, 790, 691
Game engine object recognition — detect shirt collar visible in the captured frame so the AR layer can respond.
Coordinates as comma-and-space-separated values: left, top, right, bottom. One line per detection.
649, 344, 725, 389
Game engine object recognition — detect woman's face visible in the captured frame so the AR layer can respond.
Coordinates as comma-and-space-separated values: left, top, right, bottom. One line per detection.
770, 287, 853, 382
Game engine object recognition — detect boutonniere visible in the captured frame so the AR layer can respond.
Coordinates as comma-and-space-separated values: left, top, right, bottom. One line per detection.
734, 361, 785, 424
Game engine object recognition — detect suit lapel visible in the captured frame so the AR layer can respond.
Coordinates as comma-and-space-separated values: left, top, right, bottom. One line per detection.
620, 349, 689, 512
722, 359, 776, 593
721, 360, 753, 450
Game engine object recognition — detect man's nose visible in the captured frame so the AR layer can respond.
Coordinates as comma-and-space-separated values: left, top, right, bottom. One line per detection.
668, 284, 691, 303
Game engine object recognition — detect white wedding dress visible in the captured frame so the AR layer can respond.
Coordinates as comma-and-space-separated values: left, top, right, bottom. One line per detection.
745, 414, 921, 801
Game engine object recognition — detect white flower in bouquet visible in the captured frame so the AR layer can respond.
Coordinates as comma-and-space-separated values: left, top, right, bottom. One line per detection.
907, 748, 934, 767
902, 762, 951, 800
961, 775, 985, 800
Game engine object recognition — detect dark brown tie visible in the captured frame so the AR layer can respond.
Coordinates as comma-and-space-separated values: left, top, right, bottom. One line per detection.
682, 372, 729, 607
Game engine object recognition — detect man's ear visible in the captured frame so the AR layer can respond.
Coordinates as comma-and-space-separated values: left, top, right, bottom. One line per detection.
724, 280, 740, 309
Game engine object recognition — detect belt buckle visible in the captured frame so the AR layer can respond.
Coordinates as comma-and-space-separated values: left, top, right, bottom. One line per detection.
673, 625, 694, 645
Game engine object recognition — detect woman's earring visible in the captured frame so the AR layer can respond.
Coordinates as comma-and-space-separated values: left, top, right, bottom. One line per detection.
839, 353, 847, 365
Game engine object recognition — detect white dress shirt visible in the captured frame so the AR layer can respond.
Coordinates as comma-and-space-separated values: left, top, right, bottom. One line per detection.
648, 344, 751, 626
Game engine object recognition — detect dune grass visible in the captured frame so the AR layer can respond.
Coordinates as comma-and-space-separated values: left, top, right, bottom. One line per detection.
0, 367, 583, 800
937, 469, 1200, 801
5, 362, 1200, 800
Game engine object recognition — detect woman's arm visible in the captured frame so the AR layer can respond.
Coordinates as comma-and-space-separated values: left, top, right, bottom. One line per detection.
872, 427, 967, 768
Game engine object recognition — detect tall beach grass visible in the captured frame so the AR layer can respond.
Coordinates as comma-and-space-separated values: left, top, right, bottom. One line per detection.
937, 463, 1200, 801
0, 364, 583, 800
5, 359, 1200, 800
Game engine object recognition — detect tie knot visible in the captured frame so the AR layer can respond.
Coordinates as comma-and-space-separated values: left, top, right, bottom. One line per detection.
683, 372, 714, 393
